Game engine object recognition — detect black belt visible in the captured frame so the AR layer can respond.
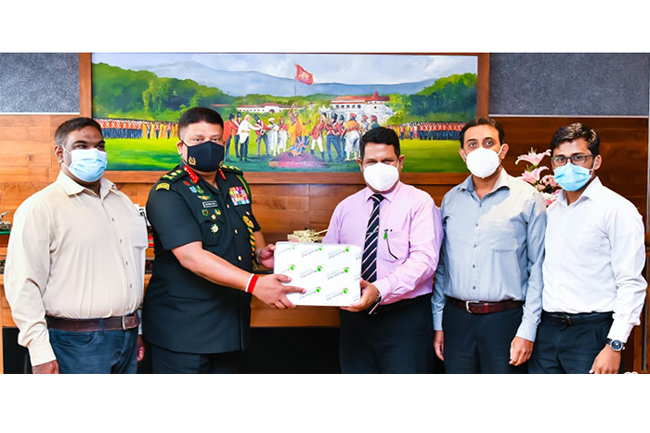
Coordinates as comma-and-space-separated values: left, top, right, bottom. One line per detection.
46, 313, 139, 332
368, 293, 429, 315
542, 311, 613, 326
447, 297, 524, 314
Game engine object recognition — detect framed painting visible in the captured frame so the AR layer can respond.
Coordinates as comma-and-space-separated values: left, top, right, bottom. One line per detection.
80, 53, 489, 183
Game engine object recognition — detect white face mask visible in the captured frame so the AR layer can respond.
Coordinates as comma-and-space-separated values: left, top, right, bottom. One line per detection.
464, 147, 501, 179
362, 162, 399, 192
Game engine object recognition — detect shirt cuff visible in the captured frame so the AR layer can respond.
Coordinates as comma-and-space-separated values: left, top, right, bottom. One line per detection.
515, 319, 538, 342
433, 313, 443, 331
137, 308, 143, 336
607, 320, 633, 343
28, 341, 57, 367
372, 278, 391, 303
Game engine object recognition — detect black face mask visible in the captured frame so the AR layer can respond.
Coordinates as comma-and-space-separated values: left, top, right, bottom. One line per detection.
183, 140, 224, 172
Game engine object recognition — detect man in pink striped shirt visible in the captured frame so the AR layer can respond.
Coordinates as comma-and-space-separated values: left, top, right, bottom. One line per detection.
323, 127, 443, 373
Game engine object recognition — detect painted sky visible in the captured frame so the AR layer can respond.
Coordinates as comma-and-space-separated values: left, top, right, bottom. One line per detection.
92, 53, 477, 85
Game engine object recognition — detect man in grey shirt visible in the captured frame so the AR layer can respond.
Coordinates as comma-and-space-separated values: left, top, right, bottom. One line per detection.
432, 116, 546, 373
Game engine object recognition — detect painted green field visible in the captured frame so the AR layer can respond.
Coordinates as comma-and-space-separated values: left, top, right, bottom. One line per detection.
104, 137, 467, 173
400, 139, 466, 172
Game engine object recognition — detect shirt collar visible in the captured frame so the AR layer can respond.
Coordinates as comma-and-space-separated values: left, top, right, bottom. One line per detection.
363, 180, 402, 203
557, 176, 604, 206
459, 167, 511, 194
57, 170, 117, 198
580, 176, 604, 201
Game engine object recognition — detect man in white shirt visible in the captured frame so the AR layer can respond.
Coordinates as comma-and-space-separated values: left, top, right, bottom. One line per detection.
237, 114, 257, 162
5, 117, 148, 374
530, 123, 647, 374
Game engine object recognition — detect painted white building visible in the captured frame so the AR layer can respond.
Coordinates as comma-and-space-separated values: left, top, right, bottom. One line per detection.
327, 91, 394, 123
236, 103, 291, 114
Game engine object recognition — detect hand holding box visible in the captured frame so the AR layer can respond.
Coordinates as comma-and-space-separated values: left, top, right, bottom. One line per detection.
273, 242, 361, 307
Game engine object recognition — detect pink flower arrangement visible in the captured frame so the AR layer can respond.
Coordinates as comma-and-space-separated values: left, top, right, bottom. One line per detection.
516, 149, 551, 166
516, 148, 560, 206
521, 166, 549, 184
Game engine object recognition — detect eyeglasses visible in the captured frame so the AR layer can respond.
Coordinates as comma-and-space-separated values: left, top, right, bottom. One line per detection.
550, 154, 594, 166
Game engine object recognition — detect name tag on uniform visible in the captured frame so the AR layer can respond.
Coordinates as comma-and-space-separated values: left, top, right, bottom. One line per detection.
202, 201, 219, 208
229, 187, 250, 206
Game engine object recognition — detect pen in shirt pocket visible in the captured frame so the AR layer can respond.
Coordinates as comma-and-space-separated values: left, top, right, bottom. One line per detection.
383, 228, 398, 260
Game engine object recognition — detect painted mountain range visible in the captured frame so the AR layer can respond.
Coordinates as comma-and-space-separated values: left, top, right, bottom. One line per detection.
142, 61, 439, 97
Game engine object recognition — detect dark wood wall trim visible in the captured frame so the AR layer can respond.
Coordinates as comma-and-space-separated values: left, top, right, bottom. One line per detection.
79, 53, 92, 118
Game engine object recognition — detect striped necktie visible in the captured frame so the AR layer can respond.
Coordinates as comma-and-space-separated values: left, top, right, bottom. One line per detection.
361, 193, 385, 282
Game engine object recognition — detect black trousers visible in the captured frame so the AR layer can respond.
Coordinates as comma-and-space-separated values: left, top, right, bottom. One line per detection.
529, 311, 622, 374
442, 303, 526, 374
150, 343, 242, 374
339, 294, 434, 374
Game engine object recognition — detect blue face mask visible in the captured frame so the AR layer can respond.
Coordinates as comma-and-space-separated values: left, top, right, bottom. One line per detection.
63, 148, 108, 182
553, 162, 593, 191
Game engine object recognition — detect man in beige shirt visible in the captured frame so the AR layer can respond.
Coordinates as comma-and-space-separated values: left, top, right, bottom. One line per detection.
4, 117, 148, 374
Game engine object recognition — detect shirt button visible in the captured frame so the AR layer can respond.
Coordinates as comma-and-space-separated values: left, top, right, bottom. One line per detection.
227, 204, 230, 209
111, 217, 115, 222
473, 243, 477, 248
472, 286, 476, 290
472, 264, 476, 268
129, 284, 133, 288
238, 255, 242, 261
235, 229, 238, 234
125, 261, 129, 266
475, 223, 479, 227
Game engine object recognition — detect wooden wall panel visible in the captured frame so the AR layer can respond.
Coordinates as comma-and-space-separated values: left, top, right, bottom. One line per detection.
0, 142, 51, 168
113, 183, 150, 208
0, 277, 10, 328
0, 115, 74, 221
0, 283, 4, 374
496, 116, 648, 219
1, 113, 649, 370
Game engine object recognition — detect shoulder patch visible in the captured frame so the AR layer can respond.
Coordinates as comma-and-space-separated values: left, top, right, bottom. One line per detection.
156, 183, 170, 191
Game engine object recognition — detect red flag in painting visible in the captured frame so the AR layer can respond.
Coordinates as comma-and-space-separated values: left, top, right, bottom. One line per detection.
295, 64, 314, 85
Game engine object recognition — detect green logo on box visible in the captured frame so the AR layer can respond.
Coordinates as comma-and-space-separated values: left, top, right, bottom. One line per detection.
317, 266, 322, 272
343, 267, 349, 273
290, 264, 295, 271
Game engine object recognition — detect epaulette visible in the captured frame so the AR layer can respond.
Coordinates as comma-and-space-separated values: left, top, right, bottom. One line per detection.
158, 167, 187, 183
220, 164, 243, 175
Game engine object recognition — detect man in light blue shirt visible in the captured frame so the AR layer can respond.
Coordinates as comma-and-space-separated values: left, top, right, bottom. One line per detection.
432, 117, 547, 373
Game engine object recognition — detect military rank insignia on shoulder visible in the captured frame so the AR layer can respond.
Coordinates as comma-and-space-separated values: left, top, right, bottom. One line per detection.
160, 168, 185, 182
220, 164, 243, 175
156, 183, 170, 191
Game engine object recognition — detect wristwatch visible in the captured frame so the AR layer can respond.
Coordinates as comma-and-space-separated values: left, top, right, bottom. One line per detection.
607, 339, 625, 352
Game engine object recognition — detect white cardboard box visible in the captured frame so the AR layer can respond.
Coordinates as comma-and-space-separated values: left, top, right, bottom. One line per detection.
274, 241, 361, 307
